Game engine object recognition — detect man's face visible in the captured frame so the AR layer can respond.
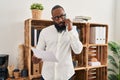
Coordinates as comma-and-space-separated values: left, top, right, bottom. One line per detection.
52, 8, 66, 27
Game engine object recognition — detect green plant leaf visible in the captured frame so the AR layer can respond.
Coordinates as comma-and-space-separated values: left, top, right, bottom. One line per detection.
108, 41, 120, 57
108, 74, 118, 80
117, 74, 120, 80
108, 68, 117, 74
108, 41, 120, 80
108, 55, 118, 69
30, 3, 44, 10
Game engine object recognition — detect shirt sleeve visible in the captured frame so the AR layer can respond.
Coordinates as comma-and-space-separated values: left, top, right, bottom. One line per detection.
36, 30, 46, 50
67, 26, 83, 54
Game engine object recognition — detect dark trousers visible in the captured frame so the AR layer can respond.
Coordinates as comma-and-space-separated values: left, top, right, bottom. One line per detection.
40, 76, 44, 80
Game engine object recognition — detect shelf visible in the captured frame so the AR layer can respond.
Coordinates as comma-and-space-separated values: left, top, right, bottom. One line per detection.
73, 69, 86, 80
88, 44, 108, 46
24, 19, 108, 80
7, 77, 28, 80
87, 65, 107, 69
29, 74, 41, 80
83, 44, 87, 47
74, 67, 86, 71
88, 66, 107, 80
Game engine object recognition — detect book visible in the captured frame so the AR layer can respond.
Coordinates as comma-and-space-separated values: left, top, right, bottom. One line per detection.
90, 26, 106, 44
90, 27, 100, 44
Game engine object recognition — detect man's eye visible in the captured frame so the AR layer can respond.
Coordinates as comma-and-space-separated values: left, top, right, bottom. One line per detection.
54, 16, 59, 19
53, 14, 66, 20
56, 16, 59, 18
60, 15, 63, 17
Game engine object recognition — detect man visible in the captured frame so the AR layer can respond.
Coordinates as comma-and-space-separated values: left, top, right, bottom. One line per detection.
32, 5, 83, 80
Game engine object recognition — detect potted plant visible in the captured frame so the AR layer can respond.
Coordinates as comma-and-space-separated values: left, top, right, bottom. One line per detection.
30, 3, 44, 19
108, 41, 120, 80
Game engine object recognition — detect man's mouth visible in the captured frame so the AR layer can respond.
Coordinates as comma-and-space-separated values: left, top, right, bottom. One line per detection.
58, 22, 65, 27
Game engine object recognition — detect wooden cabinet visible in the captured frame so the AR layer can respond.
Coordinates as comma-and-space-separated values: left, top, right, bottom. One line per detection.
24, 19, 108, 80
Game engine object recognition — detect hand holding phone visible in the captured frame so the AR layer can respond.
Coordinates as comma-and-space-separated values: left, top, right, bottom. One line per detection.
64, 19, 72, 31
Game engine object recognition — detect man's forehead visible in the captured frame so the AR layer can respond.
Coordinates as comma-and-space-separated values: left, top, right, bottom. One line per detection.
52, 8, 65, 16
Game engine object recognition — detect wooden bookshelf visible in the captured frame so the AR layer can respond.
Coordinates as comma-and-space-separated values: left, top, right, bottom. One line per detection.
24, 19, 108, 80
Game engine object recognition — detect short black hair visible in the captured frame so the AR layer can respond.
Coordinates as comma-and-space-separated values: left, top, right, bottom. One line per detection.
51, 5, 64, 15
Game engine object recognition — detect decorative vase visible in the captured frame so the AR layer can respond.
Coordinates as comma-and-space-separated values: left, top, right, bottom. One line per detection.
32, 9, 42, 19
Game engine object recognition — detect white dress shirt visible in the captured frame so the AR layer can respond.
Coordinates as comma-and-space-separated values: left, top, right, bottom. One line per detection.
36, 25, 83, 80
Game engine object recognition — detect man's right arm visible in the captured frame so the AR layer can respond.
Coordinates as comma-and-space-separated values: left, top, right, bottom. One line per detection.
32, 30, 45, 64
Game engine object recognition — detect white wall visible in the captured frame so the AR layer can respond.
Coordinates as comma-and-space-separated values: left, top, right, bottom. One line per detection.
115, 0, 120, 41
0, 0, 115, 67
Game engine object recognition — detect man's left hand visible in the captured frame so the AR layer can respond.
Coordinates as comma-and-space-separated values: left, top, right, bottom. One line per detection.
64, 19, 72, 31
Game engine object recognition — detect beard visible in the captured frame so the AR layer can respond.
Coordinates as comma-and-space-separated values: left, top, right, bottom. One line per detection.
54, 22, 66, 33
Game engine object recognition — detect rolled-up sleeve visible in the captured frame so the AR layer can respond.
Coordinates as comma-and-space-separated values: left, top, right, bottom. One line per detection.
67, 26, 83, 54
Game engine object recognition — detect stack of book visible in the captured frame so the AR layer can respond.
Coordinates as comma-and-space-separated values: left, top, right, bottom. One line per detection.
73, 16, 91, 22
